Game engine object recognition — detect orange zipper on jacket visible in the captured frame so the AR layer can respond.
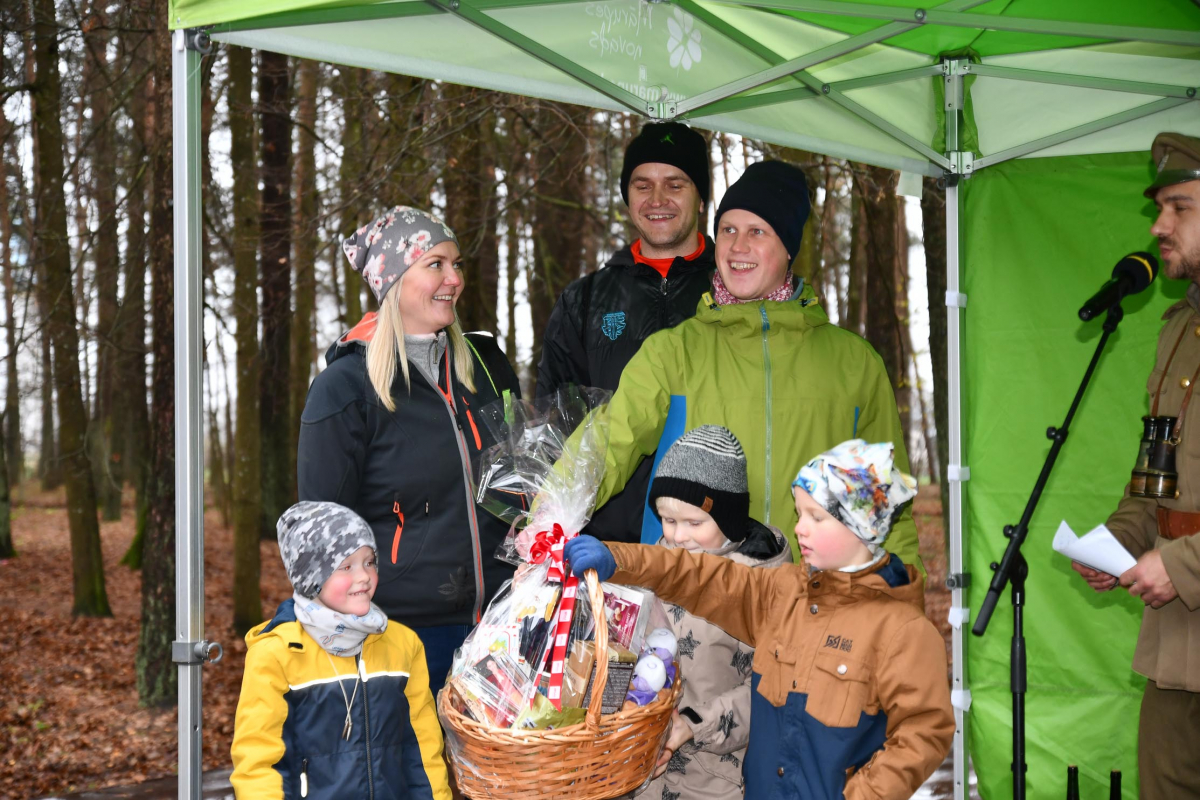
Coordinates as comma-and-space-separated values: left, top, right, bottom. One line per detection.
391, 498, 405, 564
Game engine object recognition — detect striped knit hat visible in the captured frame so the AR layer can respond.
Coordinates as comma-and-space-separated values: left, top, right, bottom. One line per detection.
649, 425, 751, 541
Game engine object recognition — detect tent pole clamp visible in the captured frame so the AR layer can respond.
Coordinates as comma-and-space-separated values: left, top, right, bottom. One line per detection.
646, 101, 678, 120
947, 464, 970, 482
946, 573, 971, 590
183, 28, 212, 54
946, 290, 967, 308
173, 639, 224, 665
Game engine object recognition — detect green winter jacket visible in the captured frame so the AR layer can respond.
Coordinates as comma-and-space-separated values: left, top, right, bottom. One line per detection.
594, 288, 920, 568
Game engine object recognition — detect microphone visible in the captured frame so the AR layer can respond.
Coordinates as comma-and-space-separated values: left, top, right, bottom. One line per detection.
1078, 252, 1159, 321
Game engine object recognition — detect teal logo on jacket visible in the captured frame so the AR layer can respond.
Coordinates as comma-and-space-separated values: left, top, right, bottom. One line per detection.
602, 311, 627, 341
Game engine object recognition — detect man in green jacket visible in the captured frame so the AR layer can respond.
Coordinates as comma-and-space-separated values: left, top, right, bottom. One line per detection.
588, 161, 919, 566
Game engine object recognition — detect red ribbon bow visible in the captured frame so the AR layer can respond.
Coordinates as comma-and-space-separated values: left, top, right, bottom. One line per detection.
529, 524, 568, 582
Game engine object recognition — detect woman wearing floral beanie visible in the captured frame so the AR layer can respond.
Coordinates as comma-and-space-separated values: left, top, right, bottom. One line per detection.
297, 206, 521, 695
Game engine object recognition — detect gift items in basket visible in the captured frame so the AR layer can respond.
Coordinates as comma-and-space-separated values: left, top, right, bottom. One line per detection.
438, 387, 684, 798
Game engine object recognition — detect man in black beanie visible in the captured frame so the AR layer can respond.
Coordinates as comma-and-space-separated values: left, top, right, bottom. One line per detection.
537, 121, 715, 545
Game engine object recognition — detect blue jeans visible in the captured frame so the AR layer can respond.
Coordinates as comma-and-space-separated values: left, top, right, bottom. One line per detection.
410, 624, 471, 697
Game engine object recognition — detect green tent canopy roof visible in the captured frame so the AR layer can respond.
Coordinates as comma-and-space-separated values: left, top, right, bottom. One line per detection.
171, 0, 1199, 175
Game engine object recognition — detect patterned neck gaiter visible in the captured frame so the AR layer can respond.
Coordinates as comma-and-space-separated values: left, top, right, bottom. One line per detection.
711, 268, 795, 305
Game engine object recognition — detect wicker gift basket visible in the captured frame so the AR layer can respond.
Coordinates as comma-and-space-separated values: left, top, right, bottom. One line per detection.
438, 570, 684, 799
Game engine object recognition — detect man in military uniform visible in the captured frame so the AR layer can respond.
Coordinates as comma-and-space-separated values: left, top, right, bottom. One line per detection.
1073, 131, 1200, 798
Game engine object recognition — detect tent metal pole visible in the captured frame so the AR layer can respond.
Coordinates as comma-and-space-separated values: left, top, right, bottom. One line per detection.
172, 28, 209, 800
673, 21, 918, 116
969, 64, 1198, 100
434, 0, 650, 116
944, 56, 970, 800
973, 96, 1192, 170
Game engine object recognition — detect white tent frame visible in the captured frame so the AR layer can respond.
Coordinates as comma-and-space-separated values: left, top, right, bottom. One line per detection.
168, 7, 1200, 797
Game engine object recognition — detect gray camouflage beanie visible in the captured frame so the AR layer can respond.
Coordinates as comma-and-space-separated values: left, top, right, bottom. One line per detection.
277, 501, 377, 599
341, 206, 458, 304
649, 425, 752, 541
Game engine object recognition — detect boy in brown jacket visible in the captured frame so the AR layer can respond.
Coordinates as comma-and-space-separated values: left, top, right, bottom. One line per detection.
565, 440, 953, 800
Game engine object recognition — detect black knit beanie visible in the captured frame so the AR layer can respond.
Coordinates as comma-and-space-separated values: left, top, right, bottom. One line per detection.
620, 122, 711, 205
649, 425, 751, 542
714, 161, 811, 261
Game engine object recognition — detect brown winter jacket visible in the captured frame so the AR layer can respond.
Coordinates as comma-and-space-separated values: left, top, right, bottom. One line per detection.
636, 525, 792, 800
608, 542, 954, 800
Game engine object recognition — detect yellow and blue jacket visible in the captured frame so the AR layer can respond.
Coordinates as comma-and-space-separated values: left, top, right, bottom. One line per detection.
230, 600, 451, 800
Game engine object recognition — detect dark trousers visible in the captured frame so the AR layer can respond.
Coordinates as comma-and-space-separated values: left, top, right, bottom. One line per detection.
411, 623, 470, 698
1139, 679, 1200, 799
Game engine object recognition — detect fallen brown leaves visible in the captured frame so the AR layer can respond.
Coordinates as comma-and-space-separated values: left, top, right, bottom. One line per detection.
0, 489, 291, 799
0, 485, 951, 799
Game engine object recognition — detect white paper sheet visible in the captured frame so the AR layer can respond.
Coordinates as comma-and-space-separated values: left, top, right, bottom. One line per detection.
1052, 521, 1137, 577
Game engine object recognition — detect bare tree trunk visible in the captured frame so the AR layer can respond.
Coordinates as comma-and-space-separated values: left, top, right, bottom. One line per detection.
291, 58, 318, 470
137, 0, 177, 705
85, 0, 123, 521
0, 97, 20, 488
444, 87, 499, 334
117, 6, 152, 566
38, 313, 57, 488
31, 0, 109, 616
338, 67, 367, 326
0, 424, 11, 558
861, 166, 909, 447
528, 102, 590, 388
921, 175, 950, 519
502, 110, 525, 367
229, 45, 262, 632
258, 50, 293, 540
846, 175, 867, 337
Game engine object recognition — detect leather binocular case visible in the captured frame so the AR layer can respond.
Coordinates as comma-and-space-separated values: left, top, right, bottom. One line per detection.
1132, 415, 1180, 499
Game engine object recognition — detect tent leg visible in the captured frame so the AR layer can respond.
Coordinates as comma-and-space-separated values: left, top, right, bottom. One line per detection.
946, 178, 970, 800
172, 28, 207, 800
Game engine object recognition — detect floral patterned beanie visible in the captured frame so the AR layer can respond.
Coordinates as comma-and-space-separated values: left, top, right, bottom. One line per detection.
793, 439, 917, 568
341, 206, 458, 304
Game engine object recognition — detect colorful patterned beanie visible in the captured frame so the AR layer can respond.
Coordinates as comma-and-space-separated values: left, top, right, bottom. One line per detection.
341, 206, 458, 304
793, 440, 917, 558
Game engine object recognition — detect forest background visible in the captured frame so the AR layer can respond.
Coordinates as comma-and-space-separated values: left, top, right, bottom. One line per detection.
0, 0, 952, 793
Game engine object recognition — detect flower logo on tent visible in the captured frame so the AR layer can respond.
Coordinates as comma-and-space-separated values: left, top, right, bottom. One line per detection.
667, 9, 701, 71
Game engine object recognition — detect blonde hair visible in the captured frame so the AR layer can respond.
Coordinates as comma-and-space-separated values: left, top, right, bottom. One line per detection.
366, 280, 477, 412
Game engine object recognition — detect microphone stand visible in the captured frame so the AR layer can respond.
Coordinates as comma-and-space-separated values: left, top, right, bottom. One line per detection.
972, 302, 1125, 800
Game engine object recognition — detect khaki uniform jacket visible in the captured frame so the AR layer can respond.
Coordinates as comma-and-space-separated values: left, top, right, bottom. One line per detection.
1107, 283, 1200, 692
608, 543, 953, 800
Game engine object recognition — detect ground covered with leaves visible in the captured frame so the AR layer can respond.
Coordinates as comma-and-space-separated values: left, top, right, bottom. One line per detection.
0, 485, 951, 799
0, 489, 292, 799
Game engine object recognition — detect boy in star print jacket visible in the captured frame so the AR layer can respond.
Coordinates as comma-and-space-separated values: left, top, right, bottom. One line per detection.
568, 440, 953, 800
631, 427, 791, 800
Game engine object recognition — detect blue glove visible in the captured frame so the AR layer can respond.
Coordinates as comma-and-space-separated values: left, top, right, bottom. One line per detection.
564, 535, 616, 582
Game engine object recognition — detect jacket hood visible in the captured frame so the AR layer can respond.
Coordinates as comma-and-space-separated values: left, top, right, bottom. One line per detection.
324, 312, 379, 365
811, 554, 926, 612
246, 598, 304, 649
730, 522, 793, 568
694, 281, 830, 334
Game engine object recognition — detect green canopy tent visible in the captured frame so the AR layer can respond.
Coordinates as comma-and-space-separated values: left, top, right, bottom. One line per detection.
165, 2, 1200, 798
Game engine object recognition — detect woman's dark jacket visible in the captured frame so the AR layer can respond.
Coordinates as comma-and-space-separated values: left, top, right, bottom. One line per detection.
298, 315, 521, 627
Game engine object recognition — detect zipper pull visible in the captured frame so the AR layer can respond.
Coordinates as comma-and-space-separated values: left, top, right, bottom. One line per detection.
358, 654, 368, 682
301, 759, 309, 798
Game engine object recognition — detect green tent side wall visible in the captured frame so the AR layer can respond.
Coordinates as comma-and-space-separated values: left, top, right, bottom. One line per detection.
962, 152, 1178, 799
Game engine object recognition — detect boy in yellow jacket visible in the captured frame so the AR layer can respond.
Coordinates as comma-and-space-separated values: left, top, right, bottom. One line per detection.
565, 440, 953, 800
231, 501, 451, 800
